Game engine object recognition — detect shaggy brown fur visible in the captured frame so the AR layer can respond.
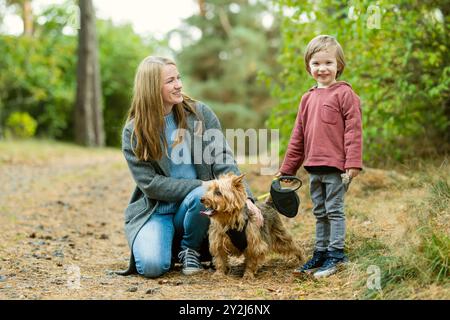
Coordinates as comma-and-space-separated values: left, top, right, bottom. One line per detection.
200, 173, 305, 279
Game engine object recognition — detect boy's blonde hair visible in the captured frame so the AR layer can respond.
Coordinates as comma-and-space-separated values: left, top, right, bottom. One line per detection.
305, 35, 346, 79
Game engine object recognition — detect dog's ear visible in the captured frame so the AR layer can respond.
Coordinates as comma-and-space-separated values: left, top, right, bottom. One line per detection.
233, 174, 245, 186
221, 172, 233, 179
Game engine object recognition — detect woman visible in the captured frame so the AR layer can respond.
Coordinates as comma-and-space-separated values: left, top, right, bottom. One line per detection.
120, 56, 263, 278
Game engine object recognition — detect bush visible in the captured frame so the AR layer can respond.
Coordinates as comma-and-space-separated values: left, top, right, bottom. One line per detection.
5, 112, 38, 138
268, 0, 449, 164
0, 2, 159, 146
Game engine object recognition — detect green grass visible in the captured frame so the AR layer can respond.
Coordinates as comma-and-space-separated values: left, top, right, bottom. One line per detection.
346, 207, 370, 221
351, 176, 450, 299
419, 178, 450, 283
347, 234, 423, 299
429, 179, 450, 212
423, 231, 450, 282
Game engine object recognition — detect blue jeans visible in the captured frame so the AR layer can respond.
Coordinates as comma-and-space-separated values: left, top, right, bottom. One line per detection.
309, 173, 347, 252
132, 186, 210, 278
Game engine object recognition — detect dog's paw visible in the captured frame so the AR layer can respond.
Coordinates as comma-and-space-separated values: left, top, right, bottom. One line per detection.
296, 253, 306, 264
292, 269, 315, 281
242, 272, 255, 281
212, 270, 227, 279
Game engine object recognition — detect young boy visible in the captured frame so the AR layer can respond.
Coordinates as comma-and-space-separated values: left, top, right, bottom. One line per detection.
276, 35, 363, 278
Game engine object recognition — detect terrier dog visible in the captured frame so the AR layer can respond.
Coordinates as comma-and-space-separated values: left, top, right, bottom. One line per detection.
200, 173, 304, 279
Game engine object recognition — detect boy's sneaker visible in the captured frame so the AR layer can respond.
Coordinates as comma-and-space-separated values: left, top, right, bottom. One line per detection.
178, 248, 203, 275
313, 251, 348, 278
293, 250, 327, 275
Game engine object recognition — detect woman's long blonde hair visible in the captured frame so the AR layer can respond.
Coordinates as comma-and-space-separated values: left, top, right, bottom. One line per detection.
126, 56, 198, 161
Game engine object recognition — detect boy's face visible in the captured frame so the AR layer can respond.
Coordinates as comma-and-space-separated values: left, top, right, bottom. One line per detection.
309, 48, 338, 88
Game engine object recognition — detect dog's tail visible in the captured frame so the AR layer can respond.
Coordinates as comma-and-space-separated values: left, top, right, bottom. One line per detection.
256, 192, 274, 204
263, 195, 276, 208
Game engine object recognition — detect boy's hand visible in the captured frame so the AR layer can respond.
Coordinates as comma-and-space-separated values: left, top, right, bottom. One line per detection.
275, 172, 294, 184
346, 168, 360, 178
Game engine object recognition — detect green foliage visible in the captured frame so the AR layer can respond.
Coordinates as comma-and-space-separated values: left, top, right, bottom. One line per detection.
5, 111, 37, 138
173, 0, 281, 130
97, 20, 158, 146
0, 0, 160, 146
0, 1, 78, 139
268, 0, 450, 164
0, 34, 76, 139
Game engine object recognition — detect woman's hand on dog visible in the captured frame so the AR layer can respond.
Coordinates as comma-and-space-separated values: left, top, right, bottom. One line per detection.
246, 199, 264, 228
202, 180, 214, 188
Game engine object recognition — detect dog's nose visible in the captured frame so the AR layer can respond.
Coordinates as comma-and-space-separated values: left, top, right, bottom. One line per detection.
200, 197, 205, 204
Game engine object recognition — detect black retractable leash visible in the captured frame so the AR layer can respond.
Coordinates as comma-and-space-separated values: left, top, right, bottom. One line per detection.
269, 176, 302, 218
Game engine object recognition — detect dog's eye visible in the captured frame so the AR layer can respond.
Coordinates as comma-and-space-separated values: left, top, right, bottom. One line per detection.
214, 190, 222, 197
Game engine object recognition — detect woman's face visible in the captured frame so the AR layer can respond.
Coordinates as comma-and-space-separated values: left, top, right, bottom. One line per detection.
161, 64, 183, 111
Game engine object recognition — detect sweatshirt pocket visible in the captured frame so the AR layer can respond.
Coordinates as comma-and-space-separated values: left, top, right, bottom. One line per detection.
321, 104, 339, 125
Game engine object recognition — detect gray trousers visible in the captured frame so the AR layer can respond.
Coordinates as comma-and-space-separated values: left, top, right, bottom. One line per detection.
309, 172, 347, 252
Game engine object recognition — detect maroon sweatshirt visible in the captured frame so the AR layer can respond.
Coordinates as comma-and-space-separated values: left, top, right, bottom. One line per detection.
280, 81, 363, 175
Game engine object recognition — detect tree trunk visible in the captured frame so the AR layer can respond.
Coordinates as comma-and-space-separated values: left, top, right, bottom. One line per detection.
198, 0, 206, 17
22, 0, 33, 36
75, 0, 104, 147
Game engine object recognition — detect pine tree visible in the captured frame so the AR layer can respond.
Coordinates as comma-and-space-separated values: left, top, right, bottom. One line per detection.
174, 0, 280, 129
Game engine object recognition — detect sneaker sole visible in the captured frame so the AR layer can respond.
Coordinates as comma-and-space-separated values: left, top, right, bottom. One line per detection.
313, 267, 337, 278
313, 261, 348, 279
292, 267, 319, 276
182, 268, 203, 275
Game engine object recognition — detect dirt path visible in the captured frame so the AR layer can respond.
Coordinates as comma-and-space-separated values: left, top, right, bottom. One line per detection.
0, 145, 445, 299
0, 149, 311, 299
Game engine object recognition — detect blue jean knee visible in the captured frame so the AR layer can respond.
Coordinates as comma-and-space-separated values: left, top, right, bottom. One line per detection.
133, 186, 210, 277
174, 186, 210, 252
132, 213, 174, 278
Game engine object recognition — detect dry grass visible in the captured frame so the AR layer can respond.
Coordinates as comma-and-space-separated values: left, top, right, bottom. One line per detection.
0, 138, 118, 165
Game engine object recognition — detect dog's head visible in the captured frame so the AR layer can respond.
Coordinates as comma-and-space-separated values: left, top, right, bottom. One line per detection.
200, 173, 247, 224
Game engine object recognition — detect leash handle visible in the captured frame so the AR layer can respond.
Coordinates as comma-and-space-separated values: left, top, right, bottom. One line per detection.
257, 176, 302, 201
273, 176, 302, 192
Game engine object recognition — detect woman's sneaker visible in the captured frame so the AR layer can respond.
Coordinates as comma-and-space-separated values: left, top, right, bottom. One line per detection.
178, 248, 203, 275
293, 250, 327, 275
313, 251, 348, 278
